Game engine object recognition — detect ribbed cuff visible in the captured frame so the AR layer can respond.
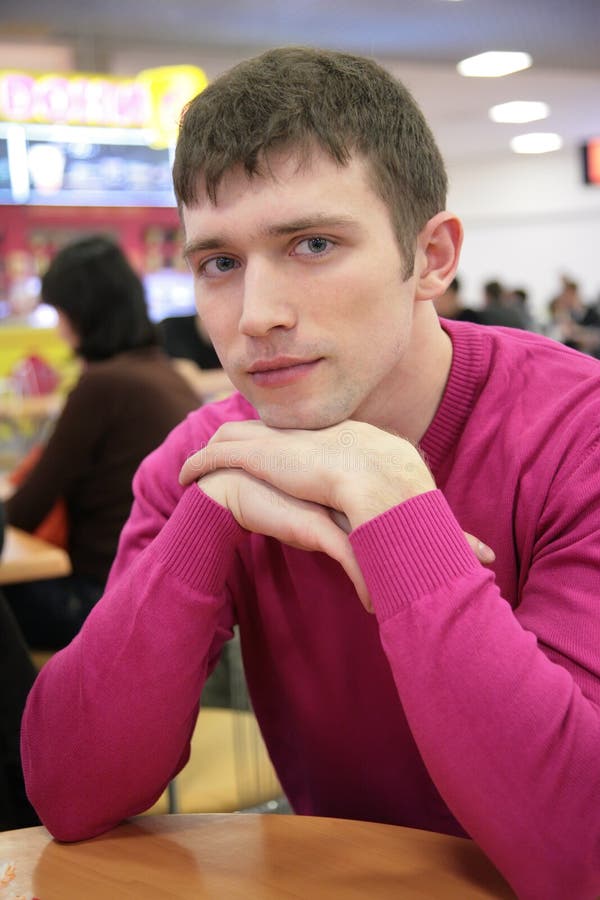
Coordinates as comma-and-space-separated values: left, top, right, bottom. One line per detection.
350, 490, 479, 620
152, 485, 246, 592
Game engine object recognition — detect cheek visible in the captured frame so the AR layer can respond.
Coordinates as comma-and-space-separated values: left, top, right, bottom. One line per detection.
195, 291, 233, 336
197, 309, 238, 362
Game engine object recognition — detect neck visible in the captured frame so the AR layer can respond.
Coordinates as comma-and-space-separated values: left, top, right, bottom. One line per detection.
354, 303, 452, 445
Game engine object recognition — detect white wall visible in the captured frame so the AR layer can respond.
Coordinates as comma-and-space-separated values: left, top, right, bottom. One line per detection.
447, 149, 600, 320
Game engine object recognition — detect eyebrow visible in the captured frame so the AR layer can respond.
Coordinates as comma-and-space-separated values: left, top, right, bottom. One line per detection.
263, 214, 357, 237
182, 214, 358, 259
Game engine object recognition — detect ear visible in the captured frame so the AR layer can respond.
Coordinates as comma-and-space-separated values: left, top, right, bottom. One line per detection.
413, 212, 463, 302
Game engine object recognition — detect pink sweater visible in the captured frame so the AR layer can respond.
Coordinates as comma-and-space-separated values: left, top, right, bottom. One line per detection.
22, 320, 600, 899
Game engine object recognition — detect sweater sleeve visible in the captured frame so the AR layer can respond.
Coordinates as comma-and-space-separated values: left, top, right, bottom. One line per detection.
20, 416, 247, 842
350, 443, 600, 899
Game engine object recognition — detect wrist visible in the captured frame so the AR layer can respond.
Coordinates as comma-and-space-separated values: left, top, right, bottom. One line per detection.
344, 474, 436, 530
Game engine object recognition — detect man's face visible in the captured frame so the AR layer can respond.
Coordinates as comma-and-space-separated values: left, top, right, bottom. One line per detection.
182, 147, 417, 429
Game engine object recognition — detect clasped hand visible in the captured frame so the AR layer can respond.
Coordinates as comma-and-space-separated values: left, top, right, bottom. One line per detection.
178, 420, 494, 612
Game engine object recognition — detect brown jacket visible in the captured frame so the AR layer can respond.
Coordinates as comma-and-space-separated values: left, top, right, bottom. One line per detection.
8, 347, 199, 582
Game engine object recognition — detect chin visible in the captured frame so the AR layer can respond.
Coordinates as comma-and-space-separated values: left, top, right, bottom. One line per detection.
256, 402, 350, 431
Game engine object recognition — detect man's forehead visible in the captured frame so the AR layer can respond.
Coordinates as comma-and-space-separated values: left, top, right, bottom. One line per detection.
186, 144, 369, 207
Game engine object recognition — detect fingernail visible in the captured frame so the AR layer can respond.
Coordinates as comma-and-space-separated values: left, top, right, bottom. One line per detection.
477, 541, 496, 563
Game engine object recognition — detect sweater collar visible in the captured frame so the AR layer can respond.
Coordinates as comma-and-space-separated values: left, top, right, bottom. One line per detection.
419, 319, 489, 474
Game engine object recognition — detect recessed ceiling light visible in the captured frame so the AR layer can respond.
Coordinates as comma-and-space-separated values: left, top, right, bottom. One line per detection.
510, 132, 563, 154
489, 101, 550, 123
457, 51, 532, 78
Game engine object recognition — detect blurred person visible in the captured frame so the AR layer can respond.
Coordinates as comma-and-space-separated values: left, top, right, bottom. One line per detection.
159, 310, 221, 369
0, 592, 40, 831
5, 237, 199, 649
432, 275, 483, 322
0, 501, 39, 830
21, 49, 600, 899
479, 279, 529, 329
547, 277, 600, 357
507, 286, 540, 332
159, 311, 234, 400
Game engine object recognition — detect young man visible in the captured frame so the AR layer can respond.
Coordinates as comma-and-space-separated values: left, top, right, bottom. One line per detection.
21, 48, 600, 899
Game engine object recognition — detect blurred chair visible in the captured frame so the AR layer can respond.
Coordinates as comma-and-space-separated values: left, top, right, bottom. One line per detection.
150, 631, 287, 816
149, 705, 284, 816
31, 626, 288, 816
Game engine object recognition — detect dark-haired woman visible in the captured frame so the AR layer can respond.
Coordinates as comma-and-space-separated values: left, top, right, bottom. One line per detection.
5, 237, 199, 649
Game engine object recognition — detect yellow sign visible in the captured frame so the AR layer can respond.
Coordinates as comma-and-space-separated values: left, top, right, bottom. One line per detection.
138, 65, 209, 148
0, 65, 208, 146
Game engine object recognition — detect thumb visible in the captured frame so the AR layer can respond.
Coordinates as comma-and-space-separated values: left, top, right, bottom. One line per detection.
464, 532, 496, 565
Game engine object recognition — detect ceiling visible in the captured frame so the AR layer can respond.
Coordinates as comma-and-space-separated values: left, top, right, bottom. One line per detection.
1, 0, 599, 164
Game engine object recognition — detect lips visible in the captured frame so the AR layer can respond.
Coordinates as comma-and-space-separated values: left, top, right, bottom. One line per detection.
246, 356, 322, 387
247, 356, 316, 374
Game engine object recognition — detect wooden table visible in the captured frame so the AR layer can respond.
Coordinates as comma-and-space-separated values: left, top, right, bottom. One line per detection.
0, 525, 71, 585
0, 393, 64, 421
0, 813, 515, 898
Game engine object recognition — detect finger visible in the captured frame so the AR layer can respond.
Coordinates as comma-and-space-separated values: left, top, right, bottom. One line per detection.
213, 470, 373, 613
179, 444, 236, 485
312, 519, 373, 613
208, 419, 274, 441
180, 447, 208, 485
275, 501, 372, 613
330, 509, 352, 534
179, 439, 271, 486
244, 481, 373, 613
464, 532, 496, 565
179, 421, 269, 485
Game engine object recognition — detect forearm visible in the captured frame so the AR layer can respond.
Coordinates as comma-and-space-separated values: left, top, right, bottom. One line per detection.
21, 488, 244, 841
7, 383, 98, 532
7, 457, 63, 532
351, 491, 600, 900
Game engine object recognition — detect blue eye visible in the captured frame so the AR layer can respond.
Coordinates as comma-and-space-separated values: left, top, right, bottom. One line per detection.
214, 257, 236, 272
295, 236, 333, 256
202, 256, 239, 276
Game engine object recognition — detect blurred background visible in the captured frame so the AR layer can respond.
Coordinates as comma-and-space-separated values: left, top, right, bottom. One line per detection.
0, 0, 599, 358
0, 0, 599, 824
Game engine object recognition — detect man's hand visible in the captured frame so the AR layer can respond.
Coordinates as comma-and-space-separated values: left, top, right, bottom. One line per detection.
197, 468, 373, 610
180, 419, 436, 530
180, 421, 496, 611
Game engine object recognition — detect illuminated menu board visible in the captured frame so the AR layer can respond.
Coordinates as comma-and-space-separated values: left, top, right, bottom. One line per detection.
25, 137, 174, 206
0, 126, 176, 206
0, 65, 208, 207
0, 138, 11, 202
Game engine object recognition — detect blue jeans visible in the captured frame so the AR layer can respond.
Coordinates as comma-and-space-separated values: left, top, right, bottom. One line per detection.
4, 574, 104, 650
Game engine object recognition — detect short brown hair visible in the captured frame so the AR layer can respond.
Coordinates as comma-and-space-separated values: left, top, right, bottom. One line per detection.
173, 46, 447, 270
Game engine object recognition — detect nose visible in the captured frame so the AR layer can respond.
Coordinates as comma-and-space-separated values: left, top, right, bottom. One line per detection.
238, 257, 297, 337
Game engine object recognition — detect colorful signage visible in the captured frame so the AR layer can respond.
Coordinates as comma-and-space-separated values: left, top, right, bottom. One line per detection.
137, 65, 208, 147
0, 65, 208, 146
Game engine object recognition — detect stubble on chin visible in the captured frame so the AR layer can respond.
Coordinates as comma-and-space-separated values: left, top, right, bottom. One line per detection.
256, 395, 356, 432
